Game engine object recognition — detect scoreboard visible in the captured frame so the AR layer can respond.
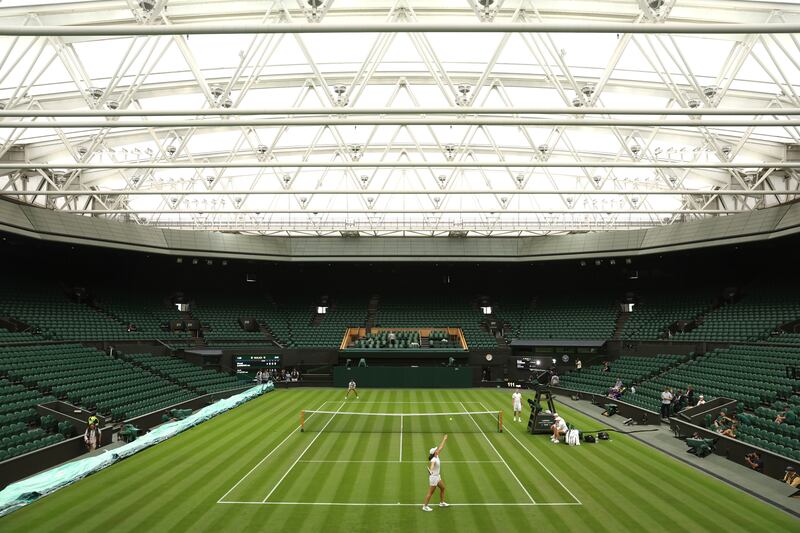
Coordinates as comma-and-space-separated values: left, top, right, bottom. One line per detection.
234, 355, 281, 379
514, 357, 537, 371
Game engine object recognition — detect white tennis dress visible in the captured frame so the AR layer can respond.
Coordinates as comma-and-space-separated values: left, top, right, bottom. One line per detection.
512, 391, 522, 412
428, 456, 441, 486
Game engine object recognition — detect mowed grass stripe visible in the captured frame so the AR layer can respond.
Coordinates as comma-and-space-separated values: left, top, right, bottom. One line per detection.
482, 389, 797, 530
2, 388, 798, 533
476, 393, 577, 503
438, 391, 490, 505
14, 388, 300, 530
223, 389, 332, 501
588, 421, 786, 531
544, 395, 791, 529
4, 388, 306, 532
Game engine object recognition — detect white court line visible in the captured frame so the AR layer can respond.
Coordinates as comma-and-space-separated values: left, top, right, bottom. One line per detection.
297, 460, 503, 464
261, 401, 346, 503
459, 402, 536, 504
321, 401, 486, 404
217, 398, 327, 503
479, 400, 582, 505
399, 414, 403, 463
219, 501, 580, 507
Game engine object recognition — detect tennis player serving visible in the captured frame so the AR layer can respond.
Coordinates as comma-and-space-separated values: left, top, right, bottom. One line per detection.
345, 379, 358, 399
422, 434, 449, 512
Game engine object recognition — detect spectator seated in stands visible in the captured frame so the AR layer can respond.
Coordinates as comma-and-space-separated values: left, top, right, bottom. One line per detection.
607, 380, 625, 401
720, 423, 737, 439
602, 361, 611, 373
775, 409, 789, 424
712, 410, 733, 431
290, 368, 300, 382
745, 451, 763, 472
696, 395, 706, 407
784, 467, 800, 490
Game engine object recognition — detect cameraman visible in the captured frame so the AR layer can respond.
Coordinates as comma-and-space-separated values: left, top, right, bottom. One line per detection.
784, 467, 800, 489
744, 451, 763, 472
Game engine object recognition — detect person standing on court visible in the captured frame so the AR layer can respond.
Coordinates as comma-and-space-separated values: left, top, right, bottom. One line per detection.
345, 379, 359, 399
512, 388, 523, 422
422, 434, 449, 512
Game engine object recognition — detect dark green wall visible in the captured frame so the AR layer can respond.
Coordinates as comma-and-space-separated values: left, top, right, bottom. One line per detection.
333, 366, 472, 388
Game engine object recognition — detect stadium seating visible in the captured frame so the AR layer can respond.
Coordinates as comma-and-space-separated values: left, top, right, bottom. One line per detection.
511, 296, 618, 340
558, 354, 685, 395
0, 376, 57, 461
0, 344, 196, 420
283, 297, 366, 348
674, 287, 800, 342
620, 292, 714, 340
375, 295, 496, 349
762, 332, 800, 346
632, 345, 800, 412
0, 283, 152, 341
120, 352, 241, 394
0, 326, 39, 344
352, 330, 421, 349
93, 289, 193, 341
738, 404, 800, 460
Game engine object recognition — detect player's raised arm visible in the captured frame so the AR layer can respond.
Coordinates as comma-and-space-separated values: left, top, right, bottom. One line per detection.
437, 434, 448, 453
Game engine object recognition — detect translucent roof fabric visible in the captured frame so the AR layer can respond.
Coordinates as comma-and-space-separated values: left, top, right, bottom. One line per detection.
0, 0, 799, 236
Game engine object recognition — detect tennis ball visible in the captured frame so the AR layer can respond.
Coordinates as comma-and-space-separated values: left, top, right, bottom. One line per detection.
449, 417, 453, 421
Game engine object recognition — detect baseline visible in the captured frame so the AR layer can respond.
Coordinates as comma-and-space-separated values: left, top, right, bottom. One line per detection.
218, 501, 580, 507
296, 459, 503, 464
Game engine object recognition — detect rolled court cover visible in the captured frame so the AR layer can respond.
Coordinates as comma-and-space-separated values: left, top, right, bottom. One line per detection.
300, 410, 503, 433
0, 384, 274, 517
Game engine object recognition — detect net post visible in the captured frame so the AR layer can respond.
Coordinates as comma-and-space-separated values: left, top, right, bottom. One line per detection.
499, 411, 503, 433
300, 410, 305, 432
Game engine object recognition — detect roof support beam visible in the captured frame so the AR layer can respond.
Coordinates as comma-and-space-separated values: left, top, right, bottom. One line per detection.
0, 189, 787, 196
0, 162, 791, 169
3, 118, 799, 127
1, 22, 798, 37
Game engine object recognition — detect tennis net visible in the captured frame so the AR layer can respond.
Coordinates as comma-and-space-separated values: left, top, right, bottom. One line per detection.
299, 410, 502, 433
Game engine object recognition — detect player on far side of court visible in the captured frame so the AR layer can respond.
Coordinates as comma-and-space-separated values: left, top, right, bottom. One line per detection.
422, 434, 449, 512
345, 379, 359, 399
512, 388, 523, 422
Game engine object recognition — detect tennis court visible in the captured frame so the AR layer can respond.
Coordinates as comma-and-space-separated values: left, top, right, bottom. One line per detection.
218, 400, 579, 507
3, 388, 796, 533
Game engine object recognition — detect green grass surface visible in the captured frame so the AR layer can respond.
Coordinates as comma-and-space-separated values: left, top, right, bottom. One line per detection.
1, 388, 796, 532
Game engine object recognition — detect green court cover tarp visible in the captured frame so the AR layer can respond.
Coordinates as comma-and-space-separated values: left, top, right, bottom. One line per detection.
0, 383, 273, 517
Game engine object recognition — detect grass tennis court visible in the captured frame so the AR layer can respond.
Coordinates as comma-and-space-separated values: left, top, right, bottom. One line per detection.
1, 388, 796, 532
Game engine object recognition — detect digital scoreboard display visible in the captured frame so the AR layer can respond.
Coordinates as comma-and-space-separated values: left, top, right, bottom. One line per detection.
235, 355, 281, 379
515, 357, 538, 371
